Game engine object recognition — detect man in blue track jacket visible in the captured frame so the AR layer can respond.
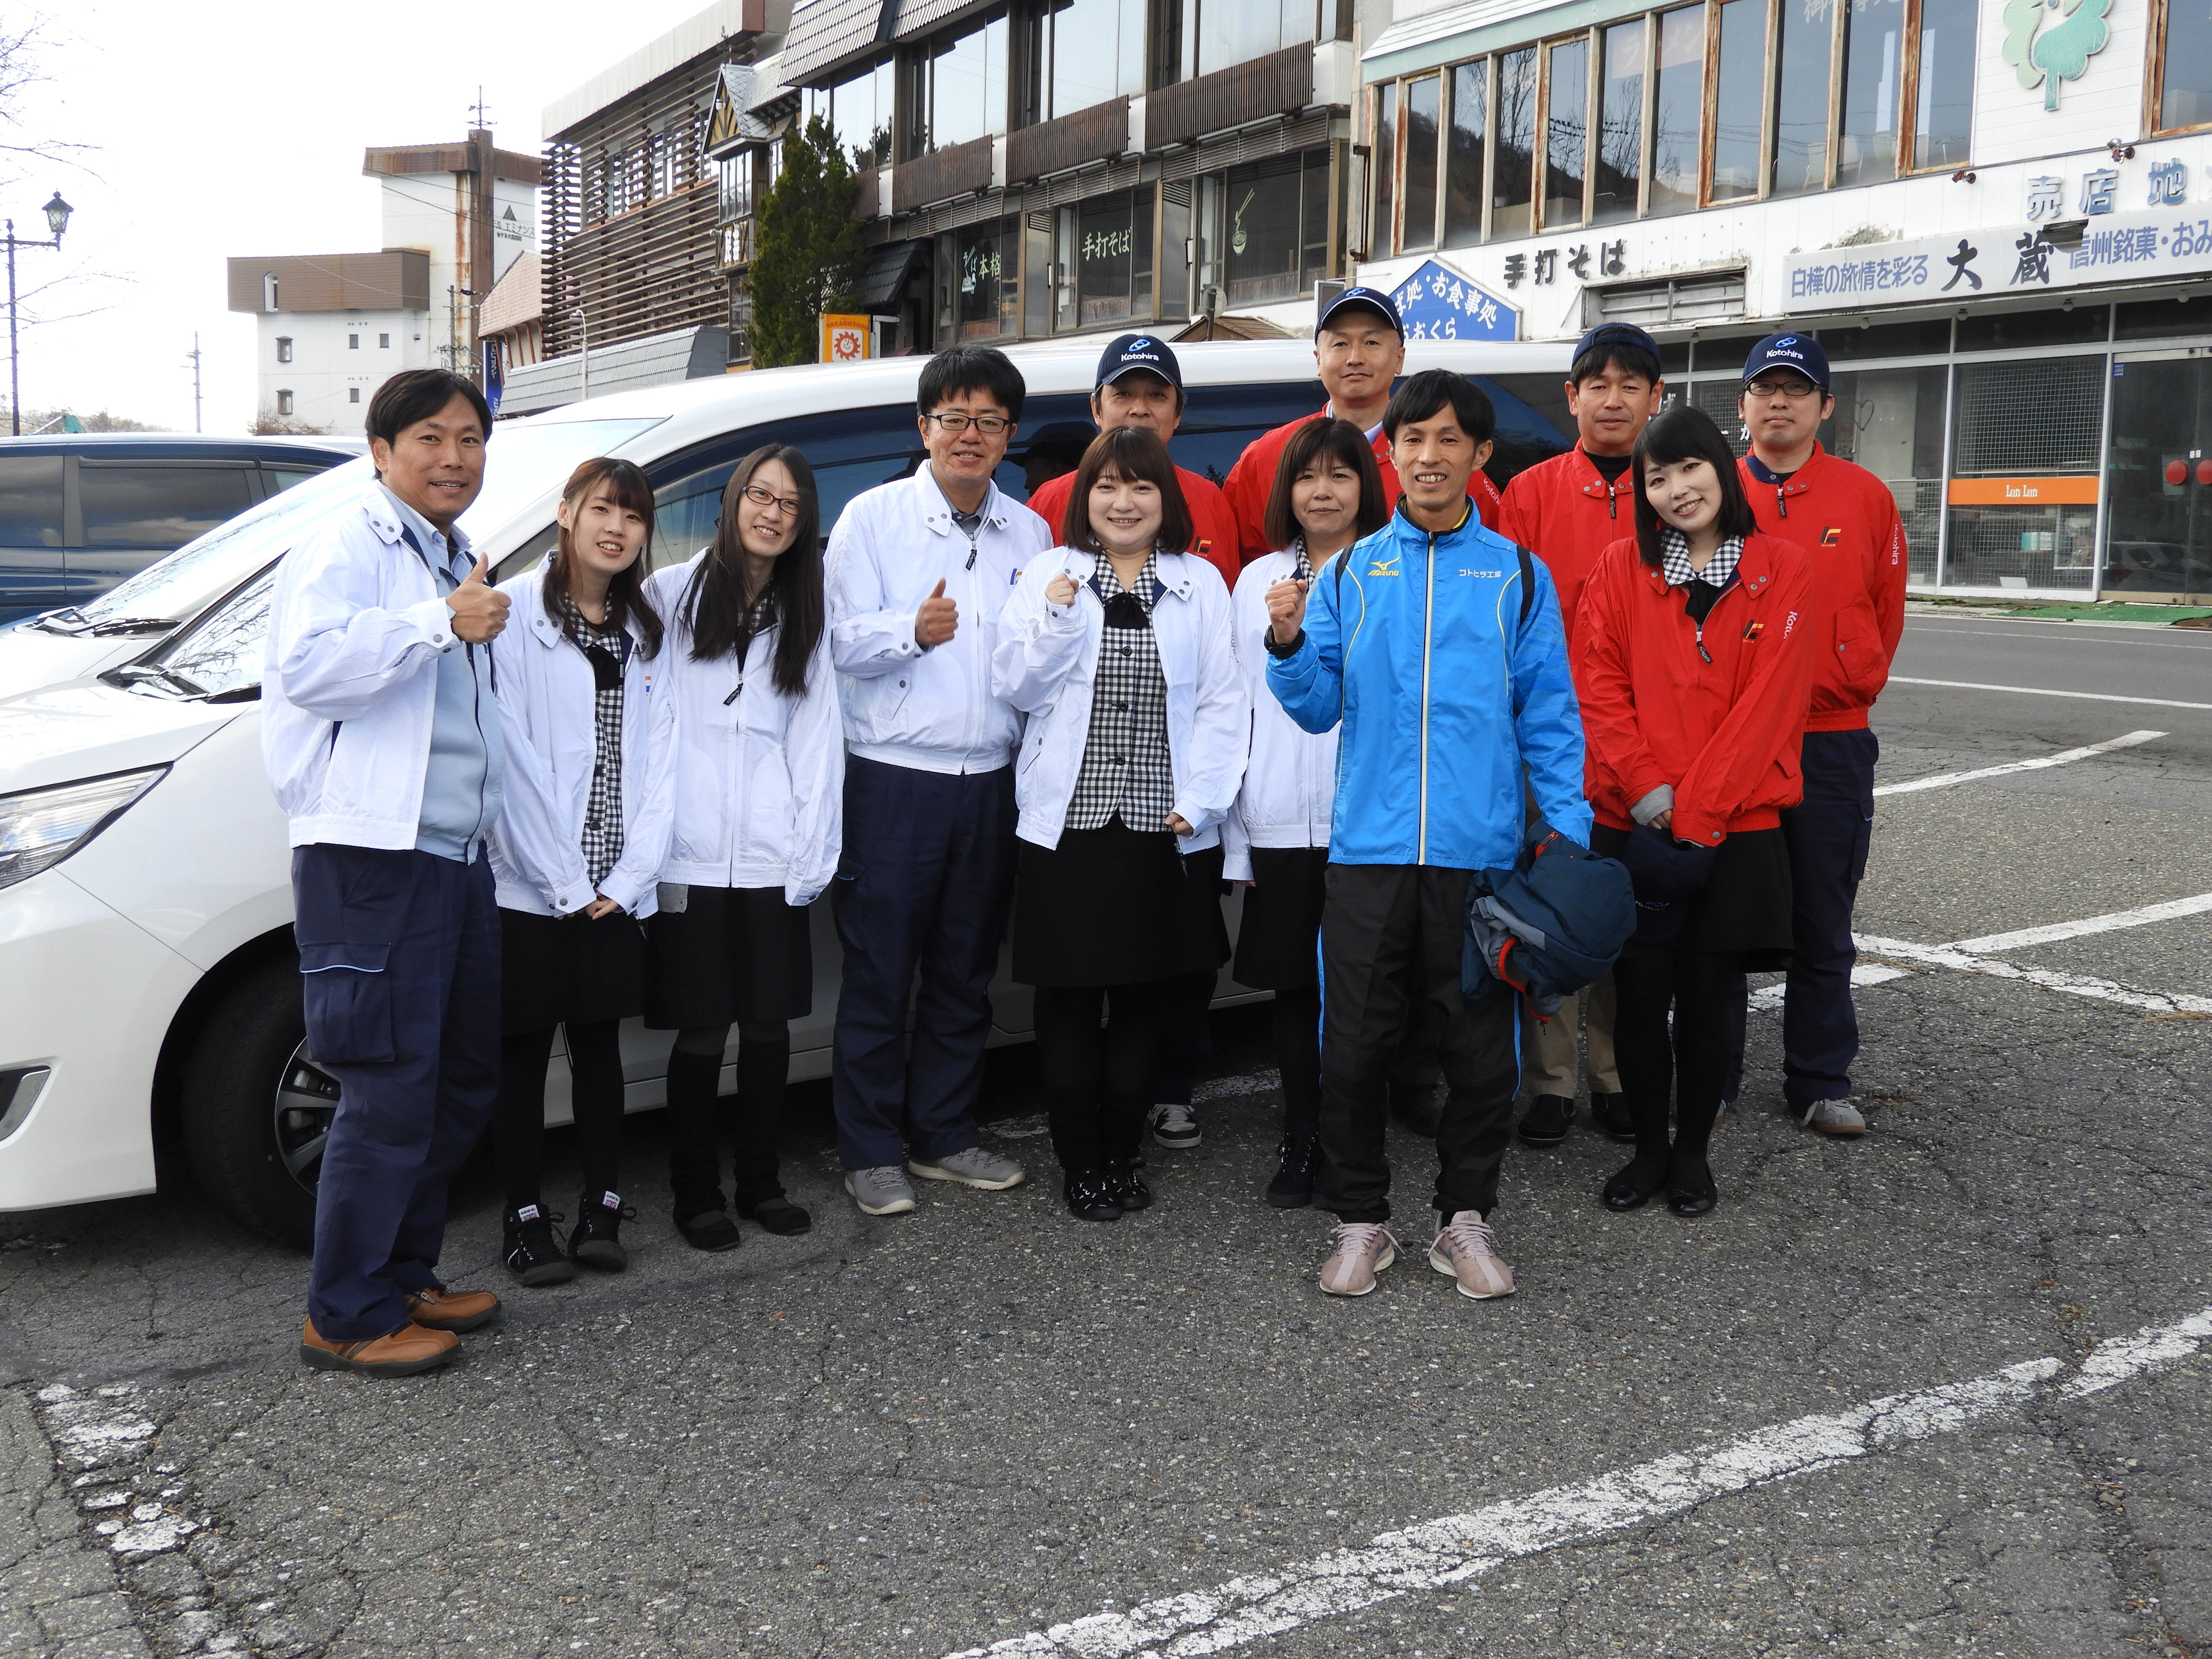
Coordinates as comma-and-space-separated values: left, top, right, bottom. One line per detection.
1264, 369, 1591, 1304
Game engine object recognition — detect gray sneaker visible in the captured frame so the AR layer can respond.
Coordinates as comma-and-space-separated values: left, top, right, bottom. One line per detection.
1802, 1098, 1869, 1135
907, 1146, 1027, 1190
844, 1165, 918, 1215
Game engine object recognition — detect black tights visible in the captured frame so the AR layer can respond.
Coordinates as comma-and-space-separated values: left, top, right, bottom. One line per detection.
1269, 985, 1322, 1142
664, 1022, 790, 1220
1610, 946, 1739, 1189
496, 1020, 625, 1214
1032, 982, 1163, 1174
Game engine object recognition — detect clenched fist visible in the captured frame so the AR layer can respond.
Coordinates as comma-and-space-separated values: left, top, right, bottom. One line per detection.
1266, 576, 1309, 646
447, 552, 510, 643
916, 577, 959, 649
1044, 571, 1079, 608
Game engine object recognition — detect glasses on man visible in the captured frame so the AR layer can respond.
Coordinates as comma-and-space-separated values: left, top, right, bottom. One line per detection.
741, 482, 803, 517
924, 412, 1012, 435
1743, 378, 1824, 402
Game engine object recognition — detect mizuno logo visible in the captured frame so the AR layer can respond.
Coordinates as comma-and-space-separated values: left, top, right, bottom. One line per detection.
1368, 554, 1402, 576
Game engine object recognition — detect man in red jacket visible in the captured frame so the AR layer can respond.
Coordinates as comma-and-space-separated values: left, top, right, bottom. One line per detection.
1496, 321, 1665, 1150
1734, 333, 1907, 1136
1222, 286, 1502, 565
1022, 333, 1241, 593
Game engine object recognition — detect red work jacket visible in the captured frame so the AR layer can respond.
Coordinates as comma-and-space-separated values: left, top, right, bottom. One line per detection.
1572, 533, 1818, 848
1025, 464, 1242, 591
1221, 407, 1502, 565
1496, 442, 1636, 653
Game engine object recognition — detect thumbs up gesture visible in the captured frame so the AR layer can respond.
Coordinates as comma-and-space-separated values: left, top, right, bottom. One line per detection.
1266, 576, 1309, 646
915, 576, 960, 649
446, 551, 511, 643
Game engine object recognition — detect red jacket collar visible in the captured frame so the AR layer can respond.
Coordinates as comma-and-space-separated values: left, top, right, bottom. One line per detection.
1743, 442, 1828, 499
1571, 440, 1636, 503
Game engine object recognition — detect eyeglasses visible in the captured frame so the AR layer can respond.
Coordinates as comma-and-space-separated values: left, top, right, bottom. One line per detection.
924, 412, 1012, 435
1743, 379, 1824, 401
742, 483, 802, 516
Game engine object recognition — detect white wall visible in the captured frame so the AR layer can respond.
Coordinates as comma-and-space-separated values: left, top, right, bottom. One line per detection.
257, 310, 429, 435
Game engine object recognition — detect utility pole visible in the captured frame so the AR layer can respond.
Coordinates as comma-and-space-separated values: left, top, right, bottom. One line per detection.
185, 333, 203, 434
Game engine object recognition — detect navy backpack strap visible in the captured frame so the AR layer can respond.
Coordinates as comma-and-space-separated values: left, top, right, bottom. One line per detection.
1516, 542, 1533, 629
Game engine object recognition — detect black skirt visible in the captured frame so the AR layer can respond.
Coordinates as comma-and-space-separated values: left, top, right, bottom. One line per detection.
1013, 819, 1230, 988
644, 884, 814, 1029
1232, 845, 1329, 990
499, 907, 648, 1035
1592, 822, 1794, 970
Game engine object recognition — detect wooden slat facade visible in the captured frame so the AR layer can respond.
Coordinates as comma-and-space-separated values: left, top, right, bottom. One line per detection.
1005, 98, 1128, 185
890, 134, 995, 214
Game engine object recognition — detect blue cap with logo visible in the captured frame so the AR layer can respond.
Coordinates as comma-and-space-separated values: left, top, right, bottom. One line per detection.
1317, 285, 1405, 337
1742, 332, 1831, 390
1096, 333, 1183, 390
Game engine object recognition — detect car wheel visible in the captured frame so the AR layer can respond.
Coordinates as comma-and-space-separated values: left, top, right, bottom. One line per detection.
180, 956, 331, 1250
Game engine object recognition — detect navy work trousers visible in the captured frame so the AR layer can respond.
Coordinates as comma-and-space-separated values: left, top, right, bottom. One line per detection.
1780, 728, 1877, 1107
295, 844, 500, 1343
830, 757, 1017, 1170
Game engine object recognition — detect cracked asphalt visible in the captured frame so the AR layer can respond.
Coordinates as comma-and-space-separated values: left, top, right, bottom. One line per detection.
4, 606, 2209, 1659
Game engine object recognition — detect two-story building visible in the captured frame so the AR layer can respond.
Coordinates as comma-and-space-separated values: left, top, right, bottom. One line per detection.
1355, 0, 2212, 600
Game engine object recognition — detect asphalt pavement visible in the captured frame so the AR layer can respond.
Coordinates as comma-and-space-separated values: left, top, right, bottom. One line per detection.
4, 605, 2210, 1659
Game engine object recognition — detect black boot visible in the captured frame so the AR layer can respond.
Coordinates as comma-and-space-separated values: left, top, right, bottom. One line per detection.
1104, 1159, 1152, 1213
570, 1190, 637, 1272
1265, 1133, 1318, 1209
503, 1205, 576, 1286
739, 1194, 814, 1236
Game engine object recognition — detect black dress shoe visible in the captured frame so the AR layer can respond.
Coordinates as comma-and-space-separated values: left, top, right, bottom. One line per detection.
677, 1208, 742, 1252
1589, 1092, 1635, 1141
1601, 1155, 1668, 1213
1517, 1094, 1574, 1147
1063, 1169, 1123, 1222
1666, 1154, 1717, 1217
1104, 1161, 1152, 1212
739, 1195, 814, 1235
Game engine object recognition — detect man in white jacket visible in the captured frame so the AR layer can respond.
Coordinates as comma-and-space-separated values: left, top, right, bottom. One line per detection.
262, 369, 511, 1377
824, 346, 1052, 1216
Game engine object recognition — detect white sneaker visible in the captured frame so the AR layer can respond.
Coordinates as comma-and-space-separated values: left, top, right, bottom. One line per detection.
907, 1146, 1027, 1190
1317, 1222, 1398, 1296
1150, 1103, 1202, 1149
1801, 1098, 1869, 1135
1429, 1211, 1515, 1300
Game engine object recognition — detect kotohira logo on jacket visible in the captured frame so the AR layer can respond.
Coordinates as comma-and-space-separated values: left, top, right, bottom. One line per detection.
1264, 506, 1591, 871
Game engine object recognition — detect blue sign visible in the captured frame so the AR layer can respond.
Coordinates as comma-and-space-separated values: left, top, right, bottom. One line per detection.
1387, 259, 1519, 343
482, 338, 505, 416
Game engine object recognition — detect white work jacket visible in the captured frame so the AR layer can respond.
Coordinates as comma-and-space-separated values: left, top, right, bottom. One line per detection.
644, 555, 844, 906
1221, 547, 1340, 880
825, 469, 1051, 774
486, 565, 676, 920
991, 547, 1246, 853
263, 485, 495, 851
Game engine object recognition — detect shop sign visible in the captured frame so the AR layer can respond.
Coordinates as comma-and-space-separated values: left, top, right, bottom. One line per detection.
1386, 259, 1519, 342
1946, 477, 2101, 505
1781, 207, 2212, 313
819, 314, 872, 363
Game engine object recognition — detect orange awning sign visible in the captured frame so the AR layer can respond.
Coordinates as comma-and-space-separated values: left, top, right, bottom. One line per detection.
1946, 477, 2101, 506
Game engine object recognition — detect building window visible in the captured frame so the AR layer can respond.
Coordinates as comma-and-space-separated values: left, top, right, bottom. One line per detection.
347, 333, 360, 349
1055, 187, 1153, 328
1401, 73, 1441, 250
1835, 0, 1903, 187
1595, 19, 1643, 224
914, 13, 1010, 154
1709, 0, 1765, 202
1493, 49, 1537, 238
1543, 35, 1591, 229
1769, 0, 1833, 196
2155, 0, 2212, 132
276, 390, 294, 417
1037, 0, 1147, 122
1649, 7, 1705, 215
937, 215, 1020, 343
1199, 149, 1333, 309
349, 387, 361, 405
275, 336, 293, 364
1180, 0, 1326, 82
824, 58, 896, 169
1370, 81, 1396, 255
1444, 59, 1486, 245
1914, 0, 1976, 165
379, 332, 390, 349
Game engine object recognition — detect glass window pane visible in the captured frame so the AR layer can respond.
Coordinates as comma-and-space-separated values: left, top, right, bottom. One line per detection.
1771, 0, 1834, 196
81, 468, 258, 550
1445, 59, 1487, 246
1372, 82, 1396, 252
2106, 355, 2212, 594
1493, 47, 1537, 236
1711, 0, 1766, 201
1837, 0, 1902, 186
1079, 192, 1138, 326
1913, 0, 1975, 162
932, 31, 989, 151
1134, 183, 1155, 318
955, 217, 1017, 338
1650, 7, 1704, 214
1544, 37, 1590, 228
0, 456, 63, 548
1947, 356, 2104, 591
1595, 20, 1644, 223
1827, 366, 1946, 582
1051, 0, 1137, 118
1161, 181, 1192, 320
2163, 0, 2212, 130
1403, 74, 1441, 250
1224, 160, 1306, 306
1302, 149, 1332, 290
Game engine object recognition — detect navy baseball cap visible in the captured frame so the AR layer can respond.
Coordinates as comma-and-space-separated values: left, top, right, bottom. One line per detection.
1571, 321, 1661, 370
1742, 332, 1831, 390
1317, 285, 1404, 336
1096, 333, 1182, 390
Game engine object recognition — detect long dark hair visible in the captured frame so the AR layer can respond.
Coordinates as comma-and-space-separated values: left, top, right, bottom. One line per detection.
681, 444, 824, 697
546, 457, 664, 659
1630, 406, 1758, 568
1263, 417, 1389, 551
1060, 426, 1192, 556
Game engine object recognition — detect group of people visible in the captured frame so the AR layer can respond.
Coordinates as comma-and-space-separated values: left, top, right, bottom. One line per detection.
263, 285, 1902, 1378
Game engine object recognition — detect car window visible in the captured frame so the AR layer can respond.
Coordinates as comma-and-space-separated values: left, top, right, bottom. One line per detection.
1479, 373, 1578, 486
135, 566, 276, 700
265, 466, 328, 495
0, 455, 63, 549
79, 465, 259, 550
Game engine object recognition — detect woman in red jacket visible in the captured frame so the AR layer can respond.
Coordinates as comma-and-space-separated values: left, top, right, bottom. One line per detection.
1573, 406, 1816, 1217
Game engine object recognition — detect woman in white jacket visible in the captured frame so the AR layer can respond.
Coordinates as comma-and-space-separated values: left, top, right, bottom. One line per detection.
1224, 419, 1390, 1210
643, 445, 843, 1252
992, 428, 1246, 1222
489, 458, 675, 1286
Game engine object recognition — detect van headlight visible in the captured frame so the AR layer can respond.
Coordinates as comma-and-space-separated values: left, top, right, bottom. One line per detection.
0, 767, 169, 892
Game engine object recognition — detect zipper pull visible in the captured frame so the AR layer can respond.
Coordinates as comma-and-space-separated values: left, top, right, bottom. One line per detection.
1608, 484, 1618, 521
724, 681, 742, 705
1777, 486, 1788, 519
1697, 630, 1713, 664
966, 544, 978, 571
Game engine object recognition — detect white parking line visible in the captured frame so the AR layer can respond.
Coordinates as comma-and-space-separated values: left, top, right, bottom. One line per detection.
1746, 963, 1909, 1012
945, 1305, 2212, 1659
1854, 934, 2212, 1016
1948, 891, 2212, 954
1886, 676, 2212, 711
1872, 730, 2165, 796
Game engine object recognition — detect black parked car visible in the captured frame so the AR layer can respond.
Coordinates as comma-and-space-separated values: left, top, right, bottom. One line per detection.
0, 434, 358, 624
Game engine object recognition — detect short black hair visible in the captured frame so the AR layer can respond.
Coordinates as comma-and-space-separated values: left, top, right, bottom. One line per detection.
1630, 405, 1758, 568
365, 370, 492, 452
917, 345, 1026, 425
1569, 340, 1662, 388
1381, 369, 1495, 445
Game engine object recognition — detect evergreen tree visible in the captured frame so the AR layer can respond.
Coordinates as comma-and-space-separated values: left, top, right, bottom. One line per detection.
749, 114, 866, 369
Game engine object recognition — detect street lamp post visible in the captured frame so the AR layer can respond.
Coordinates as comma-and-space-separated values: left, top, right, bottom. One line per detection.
570, 306, 588, 403
5, 193, 74, 438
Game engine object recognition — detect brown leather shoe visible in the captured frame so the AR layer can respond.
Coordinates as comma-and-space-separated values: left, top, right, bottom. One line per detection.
300, 1318, 457, 1377
405, 1286, 502, 1333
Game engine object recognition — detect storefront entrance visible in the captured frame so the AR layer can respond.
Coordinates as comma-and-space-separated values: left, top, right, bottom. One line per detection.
2106, 350, 2212, 597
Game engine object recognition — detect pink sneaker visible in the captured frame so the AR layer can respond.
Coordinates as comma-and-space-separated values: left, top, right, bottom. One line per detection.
1429, 1211, 1515, 1300
1317, 1222, 1398, 1296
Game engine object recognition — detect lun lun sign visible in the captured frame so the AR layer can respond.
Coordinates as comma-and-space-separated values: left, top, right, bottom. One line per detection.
1781, 208, 2212, 313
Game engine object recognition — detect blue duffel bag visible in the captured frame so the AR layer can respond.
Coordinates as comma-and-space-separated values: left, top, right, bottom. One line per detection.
1461, 827, 1638, 1018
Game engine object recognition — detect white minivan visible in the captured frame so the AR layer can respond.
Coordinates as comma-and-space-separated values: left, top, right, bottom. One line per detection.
0, 337, 1572, 1246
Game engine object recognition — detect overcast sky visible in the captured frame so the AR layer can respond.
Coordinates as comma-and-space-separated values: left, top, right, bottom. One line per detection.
6, 0, 711, 433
